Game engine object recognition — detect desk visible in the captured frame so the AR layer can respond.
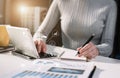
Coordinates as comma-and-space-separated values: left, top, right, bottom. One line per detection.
0, 52, 32, 76
0, 50, 120, 78
92, 56, 120, 78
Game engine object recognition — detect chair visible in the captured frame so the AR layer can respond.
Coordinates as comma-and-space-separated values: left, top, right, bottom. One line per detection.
46, 20, 62, 46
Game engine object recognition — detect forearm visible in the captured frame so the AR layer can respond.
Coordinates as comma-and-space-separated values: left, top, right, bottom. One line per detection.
33, 32, 47, 42
33, 0, 60, 42
96, 42, 113, 57
96, 2, 117, 57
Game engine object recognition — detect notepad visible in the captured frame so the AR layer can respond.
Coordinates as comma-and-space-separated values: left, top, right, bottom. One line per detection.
46, 45, 87, 61
52, 46, 87, 61
59, 51, 87, 61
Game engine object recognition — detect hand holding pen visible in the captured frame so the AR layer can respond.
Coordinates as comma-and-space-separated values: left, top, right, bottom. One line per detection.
76, 34, 99, 59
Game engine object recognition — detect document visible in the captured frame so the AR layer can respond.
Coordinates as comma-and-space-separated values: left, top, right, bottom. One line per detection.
59, 50, 87, 61
46, 45, 87, 61
2, 59, 96, 78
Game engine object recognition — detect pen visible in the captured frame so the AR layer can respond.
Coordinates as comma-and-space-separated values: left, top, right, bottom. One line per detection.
58, 51, 65, 58
76, 34, 95, 56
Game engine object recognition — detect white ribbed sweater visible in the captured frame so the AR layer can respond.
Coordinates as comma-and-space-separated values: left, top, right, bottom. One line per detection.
33, 0, 117, 56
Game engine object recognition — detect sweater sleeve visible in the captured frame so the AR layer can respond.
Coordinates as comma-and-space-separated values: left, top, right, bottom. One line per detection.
33, 0, 60, 41
96, 2, 117, 57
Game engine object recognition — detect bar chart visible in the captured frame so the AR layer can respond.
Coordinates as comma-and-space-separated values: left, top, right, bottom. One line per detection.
12, 70, 78, 78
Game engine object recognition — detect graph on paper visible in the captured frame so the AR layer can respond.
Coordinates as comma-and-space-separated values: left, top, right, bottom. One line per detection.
12, 70, 78, 78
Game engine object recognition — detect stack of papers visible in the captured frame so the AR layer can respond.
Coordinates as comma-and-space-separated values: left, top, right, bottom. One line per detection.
0, 45, 15, 53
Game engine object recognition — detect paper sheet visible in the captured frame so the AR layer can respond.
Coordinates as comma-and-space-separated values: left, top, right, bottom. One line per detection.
2, 59, 95, 78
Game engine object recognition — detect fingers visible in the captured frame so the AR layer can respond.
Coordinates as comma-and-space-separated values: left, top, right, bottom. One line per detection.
78, 42, 99, 59
77, 47, 82, 51
77, 47, 82, 54
84, 47, 98, 59
42, 42, 47, 52
34, 40, 46, 53
37, 40, 42, 53
78, 42, 92, 57
79, 42, 92, 54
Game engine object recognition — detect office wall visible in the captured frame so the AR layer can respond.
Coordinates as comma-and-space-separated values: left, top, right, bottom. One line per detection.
0, 0, 5, 24
10, 0, 50, 26
4, 0, 50, 26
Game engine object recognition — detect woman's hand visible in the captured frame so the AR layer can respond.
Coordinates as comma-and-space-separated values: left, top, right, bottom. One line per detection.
34, 40, 47, 53
77, 42, 99, 59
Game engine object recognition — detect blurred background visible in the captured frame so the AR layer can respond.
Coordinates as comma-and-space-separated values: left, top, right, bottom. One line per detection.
0, 0, 62, 46
0, 0, 52, 34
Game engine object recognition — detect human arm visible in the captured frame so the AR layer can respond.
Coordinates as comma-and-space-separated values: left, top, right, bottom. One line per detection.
96, 2, 117, 57
77, 2, 117, 59
33, 0, 60, 52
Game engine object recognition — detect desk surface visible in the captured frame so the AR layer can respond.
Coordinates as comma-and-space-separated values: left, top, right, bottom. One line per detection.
0, 52, 32, 76
1, 51, 120, 78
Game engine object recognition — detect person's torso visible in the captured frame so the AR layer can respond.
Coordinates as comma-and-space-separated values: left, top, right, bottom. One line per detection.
56, 0, 113, 49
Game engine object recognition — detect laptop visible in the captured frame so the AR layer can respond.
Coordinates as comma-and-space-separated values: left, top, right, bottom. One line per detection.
6, 26, 85, 60
6, 26, 40, 59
